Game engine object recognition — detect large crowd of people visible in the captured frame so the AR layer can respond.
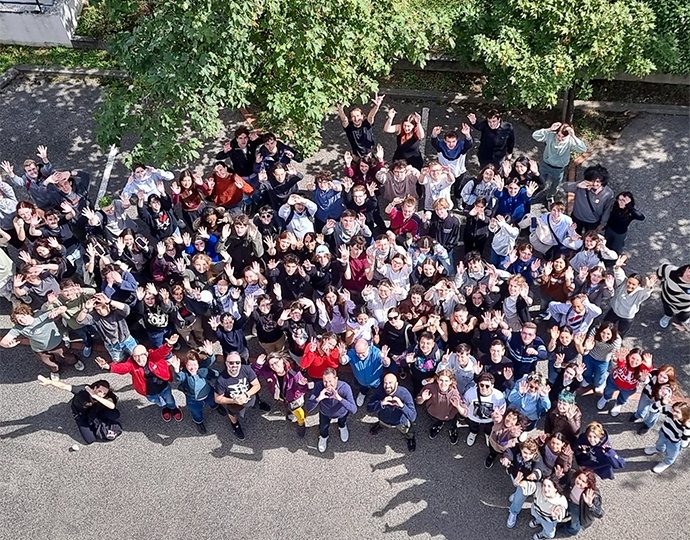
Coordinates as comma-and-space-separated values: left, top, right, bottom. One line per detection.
2, 97, 690, 539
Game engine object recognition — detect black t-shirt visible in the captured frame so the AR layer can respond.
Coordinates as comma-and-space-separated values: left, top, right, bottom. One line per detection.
251, 309, 283, 343
215, 365, 257, 399
70, 384, 118, 417
345, 120, 374, 157
143, 363, 169, 396
379, 322, 416, 357
478, 356, 514, 393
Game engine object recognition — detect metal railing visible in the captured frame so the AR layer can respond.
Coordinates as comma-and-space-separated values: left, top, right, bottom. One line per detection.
0, 0, 56, 13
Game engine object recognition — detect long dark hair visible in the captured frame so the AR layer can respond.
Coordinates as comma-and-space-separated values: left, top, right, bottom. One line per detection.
594, 321, 618, 343
612, 191, 635, 219
323, 285, 349, 320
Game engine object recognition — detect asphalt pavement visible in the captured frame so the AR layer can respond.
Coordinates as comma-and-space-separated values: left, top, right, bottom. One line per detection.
0, 75, 689, 540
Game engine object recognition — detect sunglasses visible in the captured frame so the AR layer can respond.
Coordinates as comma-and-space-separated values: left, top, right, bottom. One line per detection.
260, 213, 272, 218
227, 361, 241, 366
478, 383, 492, 389
388, 314, 399, 321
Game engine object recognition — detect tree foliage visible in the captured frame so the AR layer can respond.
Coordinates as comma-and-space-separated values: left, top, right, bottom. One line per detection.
644, 0, 690, 75
95, 0, 454, 167
453, 0, 657, 108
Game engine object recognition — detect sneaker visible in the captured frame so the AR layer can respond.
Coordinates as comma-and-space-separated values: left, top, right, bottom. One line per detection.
629, 413, 639, 423
82, 345, 92, 359
610, 404, 622, 417
232, 421, 245, 440
449, 429, 458, 445
50, 371, 60, 381
485, 434, 490, 446
533, 534, 548, 540
429, 424, 443, 440
105, 429, 119, 440
466, 432, 477, 446
162, 408, 172, 422
287, 413, 297, 423
356, 392, 366, 407
644, 446, 659, 455
74, 360, 85, 371
528, 519, 539, 528
597, 397, 608, 410
177, 218, 187, 229
339, 425, 349, 443
258, 400, 271, 412
407, 436, 417, 452
196, 422, 207, 434
637, 424, 651, 435
318, 436, 328, 453
485, 454, 495, 469
594, 384, 606, 394
653, 462, 671, 474
369, 422, 382, 436
506, 512, 517, 529
509, 493, 514, 502
659, 315, 672, 329
580, 379, 591, 388
173, 408, 183, 421
296, 424, 306, 438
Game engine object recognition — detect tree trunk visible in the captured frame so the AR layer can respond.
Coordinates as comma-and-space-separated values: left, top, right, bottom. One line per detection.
561, 86, 576, 125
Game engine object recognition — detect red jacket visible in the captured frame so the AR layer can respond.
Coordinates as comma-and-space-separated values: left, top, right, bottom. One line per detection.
301, 347, 339, 379
110, 344, 173, 396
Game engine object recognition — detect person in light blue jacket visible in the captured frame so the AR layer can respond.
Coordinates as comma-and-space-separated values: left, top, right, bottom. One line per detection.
508, 373, 551, 429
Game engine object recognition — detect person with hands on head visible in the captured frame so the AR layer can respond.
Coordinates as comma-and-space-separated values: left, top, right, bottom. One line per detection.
2, 302, 82, 381
95, 334, 182, 422
306, 367, 358, 452
214, 351, 269, 440
336, 93, 384, 158
37, 375, 122, 444
368, 372, 418, 452
532, 122, 587, 201
253, 351, 310, 438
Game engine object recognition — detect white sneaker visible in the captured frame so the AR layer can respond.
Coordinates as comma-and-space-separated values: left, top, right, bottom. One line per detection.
506, 511, 517, 529
318, 436, 328, 453
610, 404, 622, 417
597, 397, 608, 410
339, 425, 349, 443
466, 432, 477, 446
287, 413, 297, 423
50, 372, 60, 381
356, 392, 365, 407
644, 446, 659, 455
594, 384, 606, 394
74, 360, 85, 371
659, 315, 672, 329
485, 434, 490, 446
653, 462, 671, 474
580, 380, 590, 388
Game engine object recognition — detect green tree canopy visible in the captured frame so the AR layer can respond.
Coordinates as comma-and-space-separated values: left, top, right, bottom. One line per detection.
95, 0, 456, 166
453, 0, 657, 109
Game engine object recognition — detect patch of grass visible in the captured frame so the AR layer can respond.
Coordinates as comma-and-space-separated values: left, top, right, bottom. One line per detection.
381, 69, 483, 94
76, 0, 140, 40
0, 46, 118, 73
590, 79, 689, 107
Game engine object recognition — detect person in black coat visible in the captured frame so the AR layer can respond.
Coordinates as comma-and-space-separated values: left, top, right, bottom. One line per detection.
215, 126, 261, 178
559, 468, 604, 535
572, 422, 625, 480
467, 110, 515, 167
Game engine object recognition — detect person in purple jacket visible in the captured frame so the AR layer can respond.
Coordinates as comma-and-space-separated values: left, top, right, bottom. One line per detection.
253, 351, 310, 438
306, 367, 357, 453
368, 372, 418, 452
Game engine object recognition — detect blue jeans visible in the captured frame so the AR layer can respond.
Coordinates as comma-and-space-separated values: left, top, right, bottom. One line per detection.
547, 352, 561, 384
582, 354, 608, 389
186, 392, 218, 423
72, 325, 96, 348
509, 484, 528, 515
105, 335, 138, 363
603, 376, 636, 405
656, 431, 683, 466
319, 412, 348, 439
562, 500, 581, 535
146, 384, 177, 409
532, 506, 558, 538
635, 393, 661, 428
148, 328, 169, 350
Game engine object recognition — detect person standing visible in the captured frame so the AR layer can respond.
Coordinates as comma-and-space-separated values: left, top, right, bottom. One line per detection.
306, 367, 358, 453
37, 376, 122, 444
336, 94, 385, 158
1, 303, 83, 380
563, 165, 614, 234
368, 372, 418, 452
467, 110, 515, 167
214, 351, 270, 440
459, 373, 506, 447
383, 109, 425, 170
341, 339, 393, 407
503, 322, 548, 381
95, 335, 182, 422
532, 123, 587, 201
657, 262, 690, 331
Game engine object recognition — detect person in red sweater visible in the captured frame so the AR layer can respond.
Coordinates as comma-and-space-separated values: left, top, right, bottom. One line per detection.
301, 332, 343, 379
208, 161, 254, 213
385, 196, 421, 246
597, 347, 653, 417
95, 334, 182, 422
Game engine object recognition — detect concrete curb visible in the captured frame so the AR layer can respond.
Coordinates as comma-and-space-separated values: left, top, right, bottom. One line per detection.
13, 64, 128, 79
381, 87, 690, 116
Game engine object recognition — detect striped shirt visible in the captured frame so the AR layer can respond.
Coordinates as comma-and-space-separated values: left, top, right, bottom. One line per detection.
585, 328, 622, 362
660, 405, 690, 444
657, 264, 690, 314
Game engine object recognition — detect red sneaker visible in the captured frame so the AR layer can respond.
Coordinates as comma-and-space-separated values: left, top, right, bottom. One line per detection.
162, 408, 172, 422
173, 408, 183, 422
